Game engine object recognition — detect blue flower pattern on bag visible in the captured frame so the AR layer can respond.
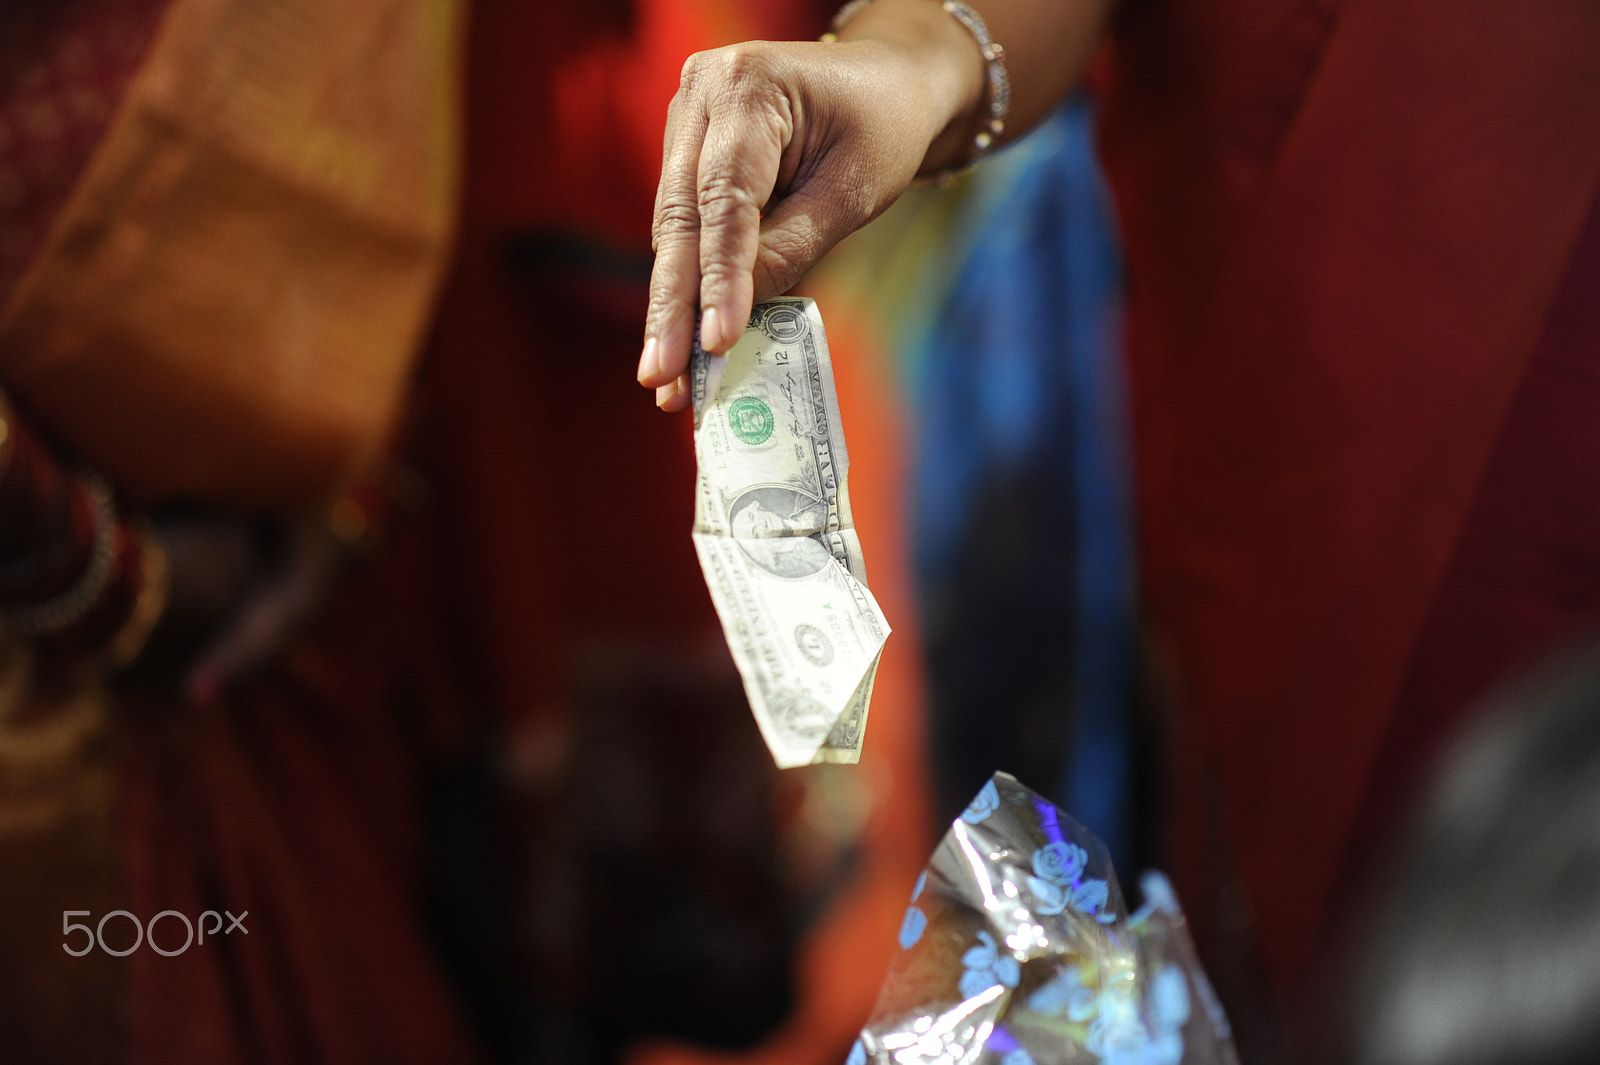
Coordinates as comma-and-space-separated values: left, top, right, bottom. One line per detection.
1138, 871, 1180, 917
1150, 965, 1191, 1032
1025, 840, 1113, 923
1032, 840, 1088, 883
899, 868, 931, 949
1026, 877, 1067, 916
1071, 878, 1112, 922
1087, 998, 1178, 1065
1068, 964, 1189, 1065
960, 779, 1001, 824
1024, 964, 1190, 1065
1026, 966, 1098, 1022
864, 776, 1229, 1065
958, 929, 1020, 999
899, 904, 928, 949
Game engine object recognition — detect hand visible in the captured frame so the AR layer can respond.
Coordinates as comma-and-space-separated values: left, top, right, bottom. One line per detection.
637, 13, 985, 411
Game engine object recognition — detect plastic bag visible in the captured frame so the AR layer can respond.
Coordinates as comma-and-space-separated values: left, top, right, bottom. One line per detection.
850, 773, 1239, 1065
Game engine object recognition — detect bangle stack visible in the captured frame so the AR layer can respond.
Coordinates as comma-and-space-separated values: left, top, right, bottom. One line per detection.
822, 0, 1011, 172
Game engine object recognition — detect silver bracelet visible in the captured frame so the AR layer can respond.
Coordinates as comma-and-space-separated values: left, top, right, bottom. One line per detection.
822, 0, 1011, 165
940, 2, 1010, 156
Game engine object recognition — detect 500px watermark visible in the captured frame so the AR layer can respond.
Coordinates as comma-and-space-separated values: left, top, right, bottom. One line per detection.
63, 909, 248, 957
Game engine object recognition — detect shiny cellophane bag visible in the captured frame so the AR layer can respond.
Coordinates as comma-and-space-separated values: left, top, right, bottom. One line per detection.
851, 773, 1239, 1065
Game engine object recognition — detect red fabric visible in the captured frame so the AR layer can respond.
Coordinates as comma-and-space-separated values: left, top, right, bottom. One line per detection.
110, 1, 836, 1059
1350, 186, 1600, 887
122, 527, 484, 1065
420, 0, 716, 736
1099, 0, 1600, 1001
0, 0, 169, 308
425, 0, 830, 734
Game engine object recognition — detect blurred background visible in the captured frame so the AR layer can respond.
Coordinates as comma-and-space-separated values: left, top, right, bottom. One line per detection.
432, 3, 1137, 1063
5, 2, 1597, 1065
0, 1, 1134, 1062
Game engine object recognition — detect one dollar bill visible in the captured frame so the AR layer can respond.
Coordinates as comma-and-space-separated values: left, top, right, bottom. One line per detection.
691, 297, 890, 767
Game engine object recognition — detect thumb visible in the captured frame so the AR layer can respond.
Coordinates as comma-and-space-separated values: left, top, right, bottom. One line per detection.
751, 162, 911, 303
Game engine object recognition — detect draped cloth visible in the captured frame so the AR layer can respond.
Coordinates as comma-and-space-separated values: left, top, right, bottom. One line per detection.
1099, 0, 1600, 1012
0, 1, 475, 1062
5, 0, 870, 1061
114, 537, 485, 1065
0, 0, 460, 508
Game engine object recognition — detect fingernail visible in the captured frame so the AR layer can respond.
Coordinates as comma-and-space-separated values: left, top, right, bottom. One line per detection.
655, 378, 680, 408
701, 307, 722, 352
637, 336, 660, 382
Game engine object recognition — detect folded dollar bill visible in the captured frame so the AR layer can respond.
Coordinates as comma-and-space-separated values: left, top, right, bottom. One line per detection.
690, 297, 891, 767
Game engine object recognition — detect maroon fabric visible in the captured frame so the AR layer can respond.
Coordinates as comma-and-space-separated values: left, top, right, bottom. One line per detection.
120, 522, 483, 1065
0, 0, 170, 308
1349, 187, 1600, 884
423, 0, 831, 740
421, 0, 718, 743
1099, 0, 1600, 1003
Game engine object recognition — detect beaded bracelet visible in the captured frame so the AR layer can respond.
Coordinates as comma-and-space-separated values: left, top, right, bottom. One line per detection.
0, 470, 117, 635
822, 0, 1011, 171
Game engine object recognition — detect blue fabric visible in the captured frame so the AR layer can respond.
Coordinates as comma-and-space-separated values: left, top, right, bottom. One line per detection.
902, 102, 1134, 867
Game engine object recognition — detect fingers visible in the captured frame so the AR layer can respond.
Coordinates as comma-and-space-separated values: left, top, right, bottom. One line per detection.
656, 374, 691, 413
639, 42, 926, 412
750, 170, 874, 305
641, 47, 794, 400
640, 90, 709, 391
693, 69, 790, 353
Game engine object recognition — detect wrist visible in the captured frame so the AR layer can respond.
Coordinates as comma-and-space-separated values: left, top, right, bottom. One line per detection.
832, 0, 990, 175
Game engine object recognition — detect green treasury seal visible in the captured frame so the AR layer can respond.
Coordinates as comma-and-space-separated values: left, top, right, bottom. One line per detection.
727, 396, 775, 445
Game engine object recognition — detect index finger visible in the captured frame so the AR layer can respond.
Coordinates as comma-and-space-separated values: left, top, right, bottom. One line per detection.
691, 60, 790, 359
639, 91, 710, 392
